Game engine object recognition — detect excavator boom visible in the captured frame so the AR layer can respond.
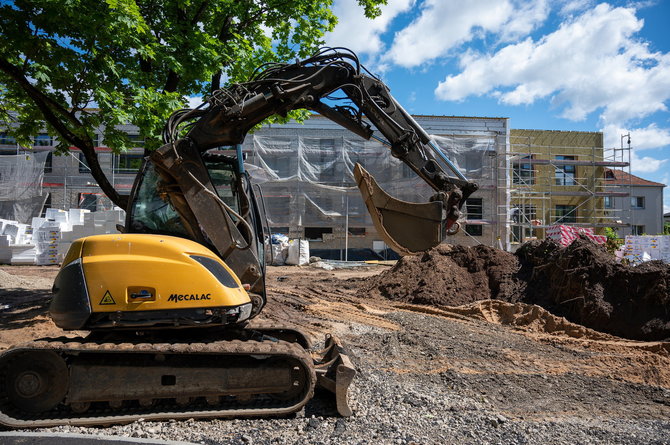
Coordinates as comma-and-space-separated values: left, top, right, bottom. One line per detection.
154, 48, 478, 264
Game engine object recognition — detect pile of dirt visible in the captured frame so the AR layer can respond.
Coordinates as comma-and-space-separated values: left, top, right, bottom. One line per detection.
362, 244, 524, 306
517, 238, 670, 341
361, 238, 670, 341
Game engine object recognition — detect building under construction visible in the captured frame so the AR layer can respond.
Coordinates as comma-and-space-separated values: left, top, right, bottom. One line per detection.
1, 116, 641, 256
504, 129, 632, 247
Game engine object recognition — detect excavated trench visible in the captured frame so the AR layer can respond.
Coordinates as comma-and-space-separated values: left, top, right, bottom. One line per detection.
361, 238, 670, 341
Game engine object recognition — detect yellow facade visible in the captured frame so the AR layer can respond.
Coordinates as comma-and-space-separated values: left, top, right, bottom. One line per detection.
508, 130, 608, 243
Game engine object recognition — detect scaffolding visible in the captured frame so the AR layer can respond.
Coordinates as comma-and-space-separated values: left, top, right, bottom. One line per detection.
499, 131, 631, 246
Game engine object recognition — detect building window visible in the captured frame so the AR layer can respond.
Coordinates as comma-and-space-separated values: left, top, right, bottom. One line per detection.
0, 132, 16, 145
631, 196, 645, 209
464, 152, 481, 173
348, 227, 366, 236
33, 133, 53, 146
93, 133, 101, 147
78, 193, 98, 211
78, 153, 91, 173
320, 138, 335, 151
272, 227, 290, 235
44, 152, 53, 173
127, 134, 145, 148
632, 225, 645, 235
513, 156, 534, 185
466, 198, 483, 220
465, 225, 483, 236
115, 153, 144, 173
304, 227, 332, 241
555, 155, 576, 185
555, 205, 577, 223
604, 196, 614, 209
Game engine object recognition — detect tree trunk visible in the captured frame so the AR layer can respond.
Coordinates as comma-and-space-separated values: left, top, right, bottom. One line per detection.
78, 143, 129, 210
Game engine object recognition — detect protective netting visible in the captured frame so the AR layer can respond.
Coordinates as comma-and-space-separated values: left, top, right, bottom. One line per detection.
246, 133, 496, 228
0, 152, 48, 222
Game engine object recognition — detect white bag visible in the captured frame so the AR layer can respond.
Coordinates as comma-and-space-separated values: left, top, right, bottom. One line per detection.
271, 243, 288, 265
286, 239, 310, 266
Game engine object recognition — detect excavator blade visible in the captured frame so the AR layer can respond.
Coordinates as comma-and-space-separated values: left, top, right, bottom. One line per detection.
354, 163, 446, 256
313, 334, 356, 416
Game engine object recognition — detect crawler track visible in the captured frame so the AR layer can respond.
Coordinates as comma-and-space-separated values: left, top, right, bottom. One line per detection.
0, 334, 316, 428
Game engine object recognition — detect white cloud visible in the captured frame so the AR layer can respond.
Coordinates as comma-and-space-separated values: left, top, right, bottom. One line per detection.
629, 150, 667, 174
385, 0, 548, 68
187, 96, 205, 109
558, 0, 594, 16
602, 123, 670, 150
435, 4, 670, 128
325, 0, 414, 56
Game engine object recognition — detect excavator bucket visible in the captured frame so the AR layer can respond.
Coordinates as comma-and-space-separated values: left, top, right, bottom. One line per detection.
313, 334, 356, 416
354, 163, 446, 256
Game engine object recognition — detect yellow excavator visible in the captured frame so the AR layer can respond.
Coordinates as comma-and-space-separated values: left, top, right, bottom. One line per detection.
0, 48, 478, 428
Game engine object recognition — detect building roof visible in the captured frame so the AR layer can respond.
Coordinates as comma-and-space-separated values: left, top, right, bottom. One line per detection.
605, 168, 666, 187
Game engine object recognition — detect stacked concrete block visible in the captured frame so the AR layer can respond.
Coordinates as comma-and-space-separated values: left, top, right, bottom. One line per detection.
0, 208, 125, 265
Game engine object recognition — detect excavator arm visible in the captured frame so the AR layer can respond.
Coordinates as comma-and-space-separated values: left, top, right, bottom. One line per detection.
144, 48, 478, 298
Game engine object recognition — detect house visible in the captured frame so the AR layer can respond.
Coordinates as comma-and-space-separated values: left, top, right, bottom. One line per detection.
604, 169, 666, 235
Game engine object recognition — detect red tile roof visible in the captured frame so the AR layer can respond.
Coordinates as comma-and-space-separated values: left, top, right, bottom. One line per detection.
605, 168, 666, 186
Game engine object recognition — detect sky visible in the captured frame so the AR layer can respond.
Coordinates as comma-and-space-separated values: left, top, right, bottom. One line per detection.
322, 0, 670, 213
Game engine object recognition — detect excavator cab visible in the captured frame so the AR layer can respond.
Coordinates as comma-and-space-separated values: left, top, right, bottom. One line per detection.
127, 154, 250, 242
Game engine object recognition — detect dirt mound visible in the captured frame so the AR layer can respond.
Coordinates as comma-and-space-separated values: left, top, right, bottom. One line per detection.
361, 238, 670, 341
362, 244, 523, 306
517, 238, 670, 341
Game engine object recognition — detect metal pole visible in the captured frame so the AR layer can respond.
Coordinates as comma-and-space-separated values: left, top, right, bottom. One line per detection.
236, 144, 245, 173
344, 193, 349, 262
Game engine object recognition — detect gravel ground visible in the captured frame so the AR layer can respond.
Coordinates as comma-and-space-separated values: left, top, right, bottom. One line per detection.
2, 265, 670, 444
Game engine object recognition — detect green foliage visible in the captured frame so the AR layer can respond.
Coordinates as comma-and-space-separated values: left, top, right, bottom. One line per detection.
0, 0, 384, 204
664, 222, 670, 235
603, 227, 622, 254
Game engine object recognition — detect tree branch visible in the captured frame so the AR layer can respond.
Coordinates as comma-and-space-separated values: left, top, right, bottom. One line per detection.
0, 57, 127, 208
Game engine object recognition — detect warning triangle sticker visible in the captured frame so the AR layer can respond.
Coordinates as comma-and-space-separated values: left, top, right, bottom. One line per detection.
100, 291, 116, 305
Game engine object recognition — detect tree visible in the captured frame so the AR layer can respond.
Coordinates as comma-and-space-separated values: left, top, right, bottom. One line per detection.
0, 0, 384, 208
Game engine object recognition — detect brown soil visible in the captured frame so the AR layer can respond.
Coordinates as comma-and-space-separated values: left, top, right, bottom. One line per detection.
361, 238, 670, 341
362, 244, 523, 306
1, 264, 670, 430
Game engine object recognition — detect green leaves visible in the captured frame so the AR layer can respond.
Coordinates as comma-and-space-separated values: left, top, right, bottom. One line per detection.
0, 0, 385, 206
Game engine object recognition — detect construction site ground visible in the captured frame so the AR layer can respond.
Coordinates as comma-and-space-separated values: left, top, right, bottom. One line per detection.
1, 263, 669, 444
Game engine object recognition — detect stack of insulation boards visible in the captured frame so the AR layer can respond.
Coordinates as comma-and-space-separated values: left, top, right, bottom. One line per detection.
0, 219, 35, 264
0, 208, 125, 265
621, 235, 670, 264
